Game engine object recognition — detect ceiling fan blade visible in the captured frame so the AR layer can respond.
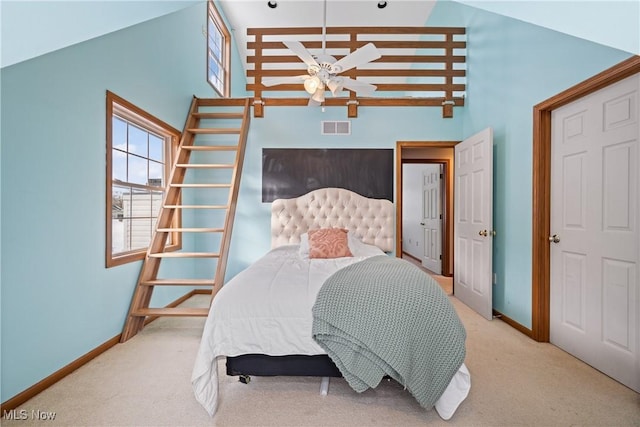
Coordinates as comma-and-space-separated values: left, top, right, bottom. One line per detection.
339, 77, 378, 96
283, 40, 319, 68
331, 43, 381, 73
261, 75, 310, 87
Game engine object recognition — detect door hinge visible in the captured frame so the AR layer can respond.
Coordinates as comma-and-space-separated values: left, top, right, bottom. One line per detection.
439, 255, 442, 260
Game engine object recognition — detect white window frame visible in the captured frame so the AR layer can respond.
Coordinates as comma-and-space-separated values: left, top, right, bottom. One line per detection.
106, 91, 181, 268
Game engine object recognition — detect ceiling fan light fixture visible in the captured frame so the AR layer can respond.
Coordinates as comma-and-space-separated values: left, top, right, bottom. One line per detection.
304, 76, 322, 94
326, 78, 342, 95
311, 87, 326, 103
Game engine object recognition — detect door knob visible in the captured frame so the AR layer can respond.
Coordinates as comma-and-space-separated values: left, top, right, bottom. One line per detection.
548, 234, 560, 243
479, 230, 488, 237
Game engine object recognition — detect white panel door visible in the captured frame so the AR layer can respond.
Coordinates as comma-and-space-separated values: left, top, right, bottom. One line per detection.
422, 165, 442, 274
454, 128, 493, 320
550, 73, 640, 392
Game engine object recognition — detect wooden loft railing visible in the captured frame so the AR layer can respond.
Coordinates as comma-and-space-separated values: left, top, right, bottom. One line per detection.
246, 26, 466, 118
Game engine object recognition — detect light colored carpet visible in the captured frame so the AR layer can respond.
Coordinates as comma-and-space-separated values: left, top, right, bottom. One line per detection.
401, 255, 452, 296
3, 291, 639, 426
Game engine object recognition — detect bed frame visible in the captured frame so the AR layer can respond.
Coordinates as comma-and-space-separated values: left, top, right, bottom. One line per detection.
226, 187, 394, 380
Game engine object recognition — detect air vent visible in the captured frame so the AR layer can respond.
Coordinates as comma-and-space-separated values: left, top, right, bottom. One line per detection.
321, 121, 351, 135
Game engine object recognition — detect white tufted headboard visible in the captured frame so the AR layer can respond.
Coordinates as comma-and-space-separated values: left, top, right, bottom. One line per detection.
271, 187, 394, 252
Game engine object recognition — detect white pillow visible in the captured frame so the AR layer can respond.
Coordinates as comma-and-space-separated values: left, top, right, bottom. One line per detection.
347, 232, 385, 257
299, 232, 310, 257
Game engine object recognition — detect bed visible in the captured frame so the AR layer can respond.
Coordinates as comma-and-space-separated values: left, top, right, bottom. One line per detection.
191, 187, 470, 420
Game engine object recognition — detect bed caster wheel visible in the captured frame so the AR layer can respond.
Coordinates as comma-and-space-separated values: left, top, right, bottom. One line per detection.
239, 375, 251, 384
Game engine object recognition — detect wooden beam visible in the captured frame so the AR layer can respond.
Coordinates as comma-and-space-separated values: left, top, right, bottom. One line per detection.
251, 96, 465, 108
247, 26, 466, 36
247, 55, 466, 64
247, 83, 466, 92
253, 98, 264, 118
248, 69, 467, 78
247, 40, 467, 50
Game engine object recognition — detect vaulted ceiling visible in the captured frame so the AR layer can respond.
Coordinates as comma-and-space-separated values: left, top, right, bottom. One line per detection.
1, 0, 638, 69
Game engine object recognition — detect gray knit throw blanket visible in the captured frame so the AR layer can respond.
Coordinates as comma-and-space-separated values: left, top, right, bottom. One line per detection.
312, 255, 466, 409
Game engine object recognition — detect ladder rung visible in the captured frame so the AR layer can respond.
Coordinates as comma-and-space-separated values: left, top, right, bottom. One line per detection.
181, 145, 238, 151
149, 252, 220, 258
176, 163, 234, 168
157, 228, 224, 233
132, 308, 209, 317
197, 98, 248, 107
193, 112, 244, 119
170, 183, 231, 188
164, 204, 229, 209
187, 128, 241, 134
141, 279, 215, 286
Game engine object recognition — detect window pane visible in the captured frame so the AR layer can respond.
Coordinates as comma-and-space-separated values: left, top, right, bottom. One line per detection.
112, 148, 127, 182
129, 218, 153, 252
209, 56, 219, 73
149, 134, 164, 162
118, 186, 133, 219
212, 26, 222, 46
113, 117, 127, 149
151, 190, 164, 217
210, 34, 221, 55
128, 154, 147, 185
130, 188, 152, 219
148, 160, 164, 187
128, 125, 148, 156
111, 180, 162, 254
112, 185, 131, 253
112, 185, 127, 220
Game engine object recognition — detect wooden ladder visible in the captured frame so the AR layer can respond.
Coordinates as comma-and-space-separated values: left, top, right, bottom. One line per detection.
120, 97, 251, 342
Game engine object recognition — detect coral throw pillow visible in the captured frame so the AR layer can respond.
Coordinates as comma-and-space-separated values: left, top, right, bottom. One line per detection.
308, 228, 353, 259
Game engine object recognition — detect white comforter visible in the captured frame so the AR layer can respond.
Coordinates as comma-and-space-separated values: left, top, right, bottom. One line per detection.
191, 244, 470, 420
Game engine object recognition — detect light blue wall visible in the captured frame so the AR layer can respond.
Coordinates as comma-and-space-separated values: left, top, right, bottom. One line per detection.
0, 2, 215, 402
429, 1, 634, 327
1, 0, 636, 405
453, 0, 640, 56
0, 1, 203, 68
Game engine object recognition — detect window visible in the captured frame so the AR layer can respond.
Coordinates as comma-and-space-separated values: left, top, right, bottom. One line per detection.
106, 91, 181, 267
207, 0, 230, 97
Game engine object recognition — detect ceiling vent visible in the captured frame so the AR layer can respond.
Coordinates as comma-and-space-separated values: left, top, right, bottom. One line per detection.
321, 120, 351, 135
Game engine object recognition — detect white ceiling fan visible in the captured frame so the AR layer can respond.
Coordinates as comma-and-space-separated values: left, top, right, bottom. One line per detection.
261, 0, 382, 106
